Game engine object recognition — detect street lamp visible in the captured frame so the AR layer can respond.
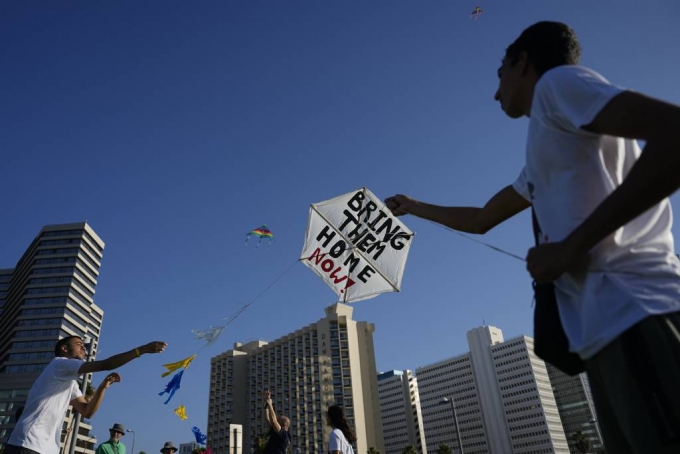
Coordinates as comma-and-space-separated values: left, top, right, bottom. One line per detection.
439, 397, 464, 454
126, 429, 136, 454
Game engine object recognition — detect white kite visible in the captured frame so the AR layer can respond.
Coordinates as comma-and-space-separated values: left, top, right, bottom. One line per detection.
300, 187, 414, 303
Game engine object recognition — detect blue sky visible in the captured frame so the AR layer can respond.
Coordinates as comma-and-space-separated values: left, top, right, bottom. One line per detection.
2, 0, 680, 451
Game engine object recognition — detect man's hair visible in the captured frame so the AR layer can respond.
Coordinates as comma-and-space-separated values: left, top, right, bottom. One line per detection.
54, 335, 82, 357
505, 21, 581, 76
277, 416, 290, 429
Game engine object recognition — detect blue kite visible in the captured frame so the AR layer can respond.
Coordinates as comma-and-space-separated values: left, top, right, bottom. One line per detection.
192, 426, 207, 445
159, 370, 184, 404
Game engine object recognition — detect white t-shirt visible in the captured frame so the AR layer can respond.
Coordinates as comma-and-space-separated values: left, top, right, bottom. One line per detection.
9, 357, 84, 454
329, 428, 354, 454
513, 65, 680, 359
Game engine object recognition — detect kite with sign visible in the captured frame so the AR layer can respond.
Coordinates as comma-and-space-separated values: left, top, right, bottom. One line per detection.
300, 187, 414, 303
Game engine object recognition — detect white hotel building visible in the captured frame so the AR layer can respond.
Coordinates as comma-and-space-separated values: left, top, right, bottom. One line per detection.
416, 326, 569, 454
377, 370, 427, 454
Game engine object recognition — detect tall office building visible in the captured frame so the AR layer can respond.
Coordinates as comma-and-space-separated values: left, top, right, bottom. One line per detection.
546, 366, 603, 453
208, 303, 384, 454
377, 370, 427, 454
179, 442, 200, 454
417, 326, 569, 454
416, 352, 488, 453
0, 222, 105, 454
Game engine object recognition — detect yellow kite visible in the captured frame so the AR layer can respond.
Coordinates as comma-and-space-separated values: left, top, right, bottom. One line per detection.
161, 354, 197, 377
174, 405, 188, 420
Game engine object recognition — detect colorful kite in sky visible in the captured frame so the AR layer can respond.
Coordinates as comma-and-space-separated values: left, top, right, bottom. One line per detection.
300, 187, 414, 303
159, 370, 184, 404
161, 354, 197, 378
470, 6, 483, 19
245, 224, 274, 248
192, 427, 208, 445
174, 405, 188, 420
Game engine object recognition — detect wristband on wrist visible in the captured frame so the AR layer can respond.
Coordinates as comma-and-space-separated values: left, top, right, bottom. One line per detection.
135, 348, 140, 358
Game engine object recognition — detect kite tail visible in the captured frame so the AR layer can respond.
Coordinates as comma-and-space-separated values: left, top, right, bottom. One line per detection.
163, 388, 178, 404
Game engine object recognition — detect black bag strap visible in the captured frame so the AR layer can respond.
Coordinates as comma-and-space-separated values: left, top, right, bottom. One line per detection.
531, 206, 541, 246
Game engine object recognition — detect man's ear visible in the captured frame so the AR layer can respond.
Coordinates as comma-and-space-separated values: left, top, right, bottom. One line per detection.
518, 51, 531, 76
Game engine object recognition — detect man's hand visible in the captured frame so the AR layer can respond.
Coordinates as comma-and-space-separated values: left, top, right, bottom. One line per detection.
140, 341, 167, 354
101, 372, 121, 389
384, 194, 415, 217
264, 389, 271, 404
526, 240, 587, 283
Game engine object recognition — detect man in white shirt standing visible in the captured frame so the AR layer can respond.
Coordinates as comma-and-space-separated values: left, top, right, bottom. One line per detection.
386, 21, 680, 453
6, 336, 167, 454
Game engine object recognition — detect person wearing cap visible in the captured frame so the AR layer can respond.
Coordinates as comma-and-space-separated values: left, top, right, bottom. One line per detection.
160, 442, 178, 454
6, 336, 167, 454
95, 423, 127, 454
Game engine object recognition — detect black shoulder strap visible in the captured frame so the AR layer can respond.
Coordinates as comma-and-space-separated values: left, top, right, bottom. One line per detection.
531, 206, 541, 246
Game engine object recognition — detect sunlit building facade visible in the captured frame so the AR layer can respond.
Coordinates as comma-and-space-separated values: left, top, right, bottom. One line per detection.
0, 222, 105, 454
416, 326, 569, 454
377, 370, 427, 454
208, 303, 384, 454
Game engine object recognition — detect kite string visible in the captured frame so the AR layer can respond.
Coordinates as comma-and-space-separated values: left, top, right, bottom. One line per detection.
418, 217, 653, 277
420, 218, 526, 262
191, 259, 302, 356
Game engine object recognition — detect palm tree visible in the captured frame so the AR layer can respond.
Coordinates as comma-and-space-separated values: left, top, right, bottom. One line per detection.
402, 446, 417, 454
367, 448, 381, 454
571, 431, 591, 454
255, 431, 270, 454
436, 444, 453, 454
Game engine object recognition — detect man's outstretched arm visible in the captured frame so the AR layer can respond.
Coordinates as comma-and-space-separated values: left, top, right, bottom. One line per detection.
265, 398, 281, 433
78, 341, 167, 375
385, 184, 530, 234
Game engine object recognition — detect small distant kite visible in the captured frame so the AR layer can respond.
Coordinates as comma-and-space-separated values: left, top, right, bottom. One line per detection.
192, 427, 208, 445
192, 325, 226, 347
159, 370, 184, 404
161, 354, 197, 378
174, 405, 188, 420
470, 6, 483, 19
245, 224, 274, 248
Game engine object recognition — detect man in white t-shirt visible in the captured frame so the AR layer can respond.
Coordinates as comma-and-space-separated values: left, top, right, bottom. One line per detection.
6, 336, 167, 454
385, 21, 680, 454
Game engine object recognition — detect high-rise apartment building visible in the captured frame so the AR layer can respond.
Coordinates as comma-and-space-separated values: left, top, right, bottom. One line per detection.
546, 366, 603, 453
0, 222, 105, 454
208, 303, 384, 454
416, 326, 569, 454
417, 352, 488, 453
179, 441, 200, 454
377, 370, 427, 454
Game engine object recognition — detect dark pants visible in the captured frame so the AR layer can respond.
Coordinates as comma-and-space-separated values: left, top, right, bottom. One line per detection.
4, 445, 41, 454
585, 312, 680, 453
